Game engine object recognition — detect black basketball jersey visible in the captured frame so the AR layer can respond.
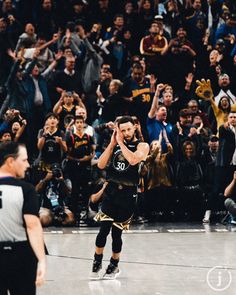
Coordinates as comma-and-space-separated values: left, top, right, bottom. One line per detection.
106, 140, 141, 185
0, 177, 39, 242
59, 105, 76, 129
67, 132, 95, 160
38, 129, 65, 164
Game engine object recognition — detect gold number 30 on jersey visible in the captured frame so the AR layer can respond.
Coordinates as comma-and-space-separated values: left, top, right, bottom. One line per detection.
142, 94, 150, 102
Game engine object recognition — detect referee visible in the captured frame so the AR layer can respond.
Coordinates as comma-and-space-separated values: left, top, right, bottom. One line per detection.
0, 142, 46, 294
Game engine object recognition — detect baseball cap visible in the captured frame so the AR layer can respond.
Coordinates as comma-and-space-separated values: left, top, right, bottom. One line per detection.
209, 135, 219, 142
216, 38, 225, 45
154, 15, 164, 21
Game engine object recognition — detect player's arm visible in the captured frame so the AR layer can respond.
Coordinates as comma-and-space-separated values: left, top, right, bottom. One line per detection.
97, 130, 117, 169
79, 144, 96, 162
224, 172, 236, 198
148, 83, 166, 119
118, 141, 149, 166
90, 182, 108, 203
53, 92, 64, 114
24, 214, 46, 286
54, 135, 67, 152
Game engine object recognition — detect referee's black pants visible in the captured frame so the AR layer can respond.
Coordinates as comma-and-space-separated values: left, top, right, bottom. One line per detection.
0, 241, 37, 295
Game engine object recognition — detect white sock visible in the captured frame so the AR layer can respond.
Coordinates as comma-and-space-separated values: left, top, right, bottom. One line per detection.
204, 210, 211, 220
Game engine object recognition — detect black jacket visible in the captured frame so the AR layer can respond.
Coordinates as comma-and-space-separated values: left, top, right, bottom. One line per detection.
216, 125, 236, 167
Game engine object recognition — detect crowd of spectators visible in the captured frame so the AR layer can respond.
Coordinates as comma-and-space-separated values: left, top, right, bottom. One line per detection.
1, 0, 236, 226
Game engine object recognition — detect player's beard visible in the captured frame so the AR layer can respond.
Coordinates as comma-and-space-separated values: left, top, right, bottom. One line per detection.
125, 134, 135, 143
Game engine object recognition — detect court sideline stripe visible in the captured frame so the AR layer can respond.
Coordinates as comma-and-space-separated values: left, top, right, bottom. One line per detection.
48, 254, 236, 271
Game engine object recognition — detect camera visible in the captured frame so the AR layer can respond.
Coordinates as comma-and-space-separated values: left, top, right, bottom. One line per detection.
51, 163, 62, 178
52, 167, 62, 178
47, 189, 66, 222
53, 205, 67, 222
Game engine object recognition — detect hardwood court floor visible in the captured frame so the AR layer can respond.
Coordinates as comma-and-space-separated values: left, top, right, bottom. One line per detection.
38, 223, 236, 295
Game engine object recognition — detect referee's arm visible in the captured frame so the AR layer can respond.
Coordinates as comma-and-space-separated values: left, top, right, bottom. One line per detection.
24, 214, 46, 286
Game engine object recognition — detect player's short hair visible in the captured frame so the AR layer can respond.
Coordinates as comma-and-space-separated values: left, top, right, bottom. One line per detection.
117, 116, 135, 127
74, 115, 85, 122
44, 112, 59, 122
131, 62, 143, 71
0, 142, 25, 167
